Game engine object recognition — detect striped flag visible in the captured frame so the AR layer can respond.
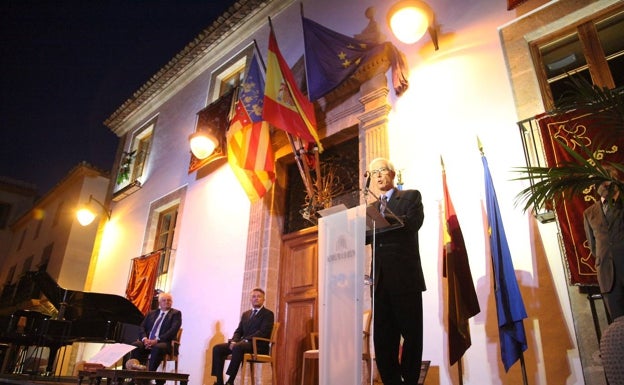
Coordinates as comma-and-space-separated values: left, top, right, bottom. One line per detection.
263, 26, 323, 151
482, 154, 528, 371
226, 53, 275, 202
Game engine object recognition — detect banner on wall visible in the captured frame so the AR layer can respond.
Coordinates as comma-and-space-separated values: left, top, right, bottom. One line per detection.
536, 109, 623, 286
126, 251, 161, 315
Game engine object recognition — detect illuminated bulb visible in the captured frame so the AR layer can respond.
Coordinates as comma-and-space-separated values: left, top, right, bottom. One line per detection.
189, 132, 217, 160
387, 0, 433, 44
76, 208, 96, 226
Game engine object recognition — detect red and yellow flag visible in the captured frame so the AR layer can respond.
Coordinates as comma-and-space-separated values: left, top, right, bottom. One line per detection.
263, 27, 323, 152
227, 54, 275, 202
442, 163, 480, 365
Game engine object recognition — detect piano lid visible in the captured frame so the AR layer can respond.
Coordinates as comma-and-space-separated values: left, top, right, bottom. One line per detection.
30, 271, 144, 325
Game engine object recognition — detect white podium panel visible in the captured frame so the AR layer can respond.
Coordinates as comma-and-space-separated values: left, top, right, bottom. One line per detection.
318, 204, 365, 385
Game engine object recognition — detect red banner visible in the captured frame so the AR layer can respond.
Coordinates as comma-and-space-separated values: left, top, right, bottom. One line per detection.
537, 110, 623, 285
126, 251, 161, 314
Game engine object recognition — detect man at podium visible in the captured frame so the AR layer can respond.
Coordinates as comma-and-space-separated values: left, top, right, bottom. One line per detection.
368, 157, 426, 385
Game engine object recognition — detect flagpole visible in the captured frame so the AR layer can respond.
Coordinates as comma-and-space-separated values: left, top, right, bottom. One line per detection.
519, 351, 528, 385
477, 136, 528, 385
457, 358, 463, 385
254, 28, 315, 199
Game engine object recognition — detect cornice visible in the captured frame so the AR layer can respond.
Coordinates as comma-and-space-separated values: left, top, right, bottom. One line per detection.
104, 0, 270, 132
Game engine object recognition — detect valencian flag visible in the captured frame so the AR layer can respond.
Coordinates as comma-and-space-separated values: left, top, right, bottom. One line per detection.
226, 53, 275, 202
481, 153, 528, 372
302, 16, 409, 101
441, 162, 480, 365
263, 26, 323, 151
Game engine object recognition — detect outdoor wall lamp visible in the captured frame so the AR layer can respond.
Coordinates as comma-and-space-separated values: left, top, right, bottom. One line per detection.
189, 130, 218, 160
76, 194, 111, 226
387, 0, 439, 50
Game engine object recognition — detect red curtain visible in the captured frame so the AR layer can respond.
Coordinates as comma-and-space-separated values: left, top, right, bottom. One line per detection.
126, 251, 161, 315
537, 110, 623, 285
507, 0, 528, 10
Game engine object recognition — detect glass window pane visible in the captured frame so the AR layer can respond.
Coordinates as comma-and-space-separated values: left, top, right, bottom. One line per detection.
540, 32, 587, 80
597, 10, 624, 89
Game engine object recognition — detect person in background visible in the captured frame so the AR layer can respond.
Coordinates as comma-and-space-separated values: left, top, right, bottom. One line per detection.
368, 157, 426, 385
130, 292, 182, 377
211, 288, 274, 385
584, 164, 624, 320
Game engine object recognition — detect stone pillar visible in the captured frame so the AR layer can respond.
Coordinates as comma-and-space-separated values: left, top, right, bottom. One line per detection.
358, 72, 391, 197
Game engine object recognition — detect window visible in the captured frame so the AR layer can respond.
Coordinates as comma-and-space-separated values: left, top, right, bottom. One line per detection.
141, 187, 185, 294
21, 256, 33, 275
154, 206, 178, 275
115, 119, 155, 191
532, 9, 624, 109
40, 243, 53, 271
209, 45, 254, 102
5, 265, 16, 284
53, 201, 65, 227
0, 202, 10, 229
17, 229, 27, 251
34, 217, 43, 239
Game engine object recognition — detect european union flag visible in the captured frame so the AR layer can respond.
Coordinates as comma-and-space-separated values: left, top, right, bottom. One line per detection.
482, 155, 528, 372
302, 17, 408, 101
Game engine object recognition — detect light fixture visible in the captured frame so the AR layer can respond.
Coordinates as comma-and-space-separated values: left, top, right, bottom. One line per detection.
387, 0, 439, 50
76, 194, 111, 226
189, 131, 218, 160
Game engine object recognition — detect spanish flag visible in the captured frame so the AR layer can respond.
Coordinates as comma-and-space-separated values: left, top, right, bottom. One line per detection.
263, 26, 323, 152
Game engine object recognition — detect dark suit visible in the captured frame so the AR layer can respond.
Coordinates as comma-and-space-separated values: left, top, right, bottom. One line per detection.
372, 188, 425, 385
211, 307, 275, 384
584, 199, 624, 319
131, 308, 182, 371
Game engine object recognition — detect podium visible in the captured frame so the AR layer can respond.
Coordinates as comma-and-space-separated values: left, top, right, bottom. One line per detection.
319, 203, 390, 385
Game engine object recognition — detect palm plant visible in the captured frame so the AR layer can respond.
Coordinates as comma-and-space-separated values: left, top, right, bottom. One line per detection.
514, 75, 624, 212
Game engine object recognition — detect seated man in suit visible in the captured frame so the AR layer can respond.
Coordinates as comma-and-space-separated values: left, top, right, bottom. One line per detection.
130, 292, 182, 375
211, 287, 274, 385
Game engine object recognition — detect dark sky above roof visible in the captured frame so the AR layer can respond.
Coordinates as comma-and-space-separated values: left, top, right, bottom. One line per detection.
0, 0, 237, 195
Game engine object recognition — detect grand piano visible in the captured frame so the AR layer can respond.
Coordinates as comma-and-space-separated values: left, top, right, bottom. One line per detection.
0, 270, 145, 376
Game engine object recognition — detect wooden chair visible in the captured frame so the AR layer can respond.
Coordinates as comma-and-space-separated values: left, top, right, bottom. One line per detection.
240, 322, 280, 385
161, 328, 182, 373
362, 310, 373, 382
300, 332, 319, 385
301, 310, 373, 385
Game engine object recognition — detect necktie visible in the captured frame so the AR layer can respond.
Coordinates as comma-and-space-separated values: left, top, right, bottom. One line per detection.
250, 309, 258, 319
149, 312, 164, 339
380, 195, 388, 217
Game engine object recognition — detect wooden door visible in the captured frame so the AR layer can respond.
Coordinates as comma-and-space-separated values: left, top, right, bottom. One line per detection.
277, 227, 318, 385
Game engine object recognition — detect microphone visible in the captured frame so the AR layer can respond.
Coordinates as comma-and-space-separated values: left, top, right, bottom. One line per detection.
364, 171, 371, 190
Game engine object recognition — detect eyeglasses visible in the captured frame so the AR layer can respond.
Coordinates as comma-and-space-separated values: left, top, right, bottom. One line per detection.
370, 167, 390, 176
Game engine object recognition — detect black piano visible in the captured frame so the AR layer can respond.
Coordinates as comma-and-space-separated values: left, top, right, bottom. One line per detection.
0, 270, 145, 375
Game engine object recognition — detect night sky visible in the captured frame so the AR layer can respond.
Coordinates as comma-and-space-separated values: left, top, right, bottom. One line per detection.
1, 0, 237, 195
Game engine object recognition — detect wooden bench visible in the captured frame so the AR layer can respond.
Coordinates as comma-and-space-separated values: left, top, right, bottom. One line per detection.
78, 368, 189, 385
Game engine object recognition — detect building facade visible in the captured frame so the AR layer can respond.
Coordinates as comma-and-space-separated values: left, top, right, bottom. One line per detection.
81, 1, 624, 384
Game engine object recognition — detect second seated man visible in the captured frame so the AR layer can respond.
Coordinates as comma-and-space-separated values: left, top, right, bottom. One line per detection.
211, 287, 275, 385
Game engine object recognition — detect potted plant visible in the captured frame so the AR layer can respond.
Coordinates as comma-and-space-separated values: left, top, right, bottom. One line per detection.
117, 150, 136, 185
514, 76, 624, 211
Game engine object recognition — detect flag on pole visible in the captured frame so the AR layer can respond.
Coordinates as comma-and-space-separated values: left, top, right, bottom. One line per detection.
441, 162, 480, 366
263, 26, 323, 151
226, 53, 275, 202
302, 16, 409, 101
481, 153, 528, 372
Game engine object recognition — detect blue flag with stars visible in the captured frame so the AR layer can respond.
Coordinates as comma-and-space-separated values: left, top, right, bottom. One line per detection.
302, 16, 408, 101
482, 155, 528, 372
